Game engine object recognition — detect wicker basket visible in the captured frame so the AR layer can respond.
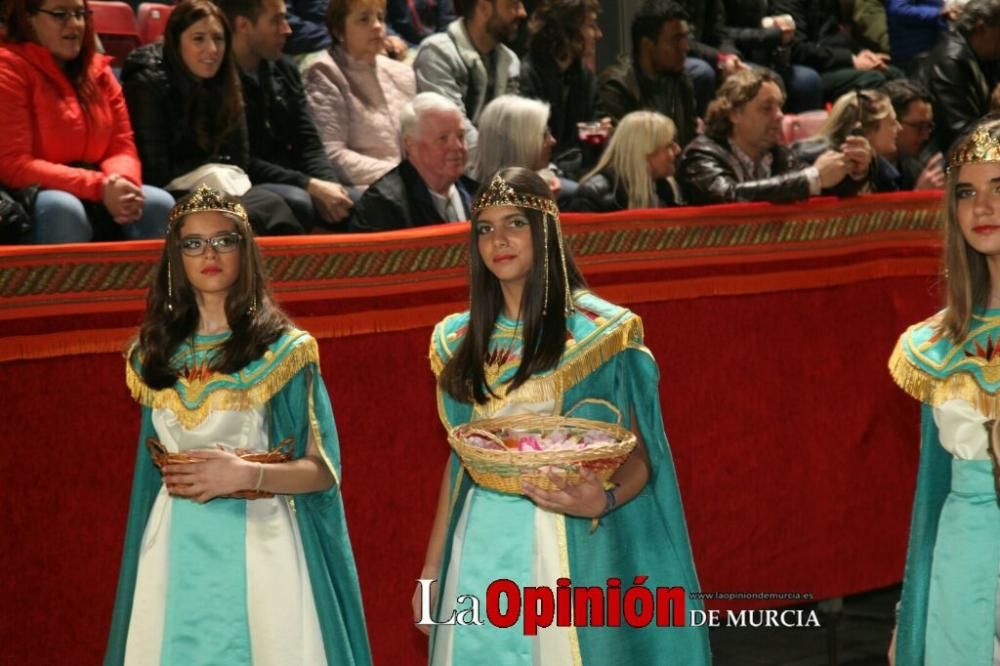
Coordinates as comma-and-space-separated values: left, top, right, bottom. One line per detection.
146, 436, 294, 500
448, 414, 636, 495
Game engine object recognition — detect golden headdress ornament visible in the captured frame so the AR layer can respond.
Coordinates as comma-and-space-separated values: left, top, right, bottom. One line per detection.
167, 185, 249, 227
947, 120, 1000, 173
472, 173, 574, 316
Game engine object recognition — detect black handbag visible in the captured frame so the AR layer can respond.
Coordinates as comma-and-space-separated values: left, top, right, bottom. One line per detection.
0, 185, 38, 244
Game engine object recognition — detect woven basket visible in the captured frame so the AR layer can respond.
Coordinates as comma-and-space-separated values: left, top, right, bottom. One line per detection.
449, 414, 636, 495
146, 436, 294, 500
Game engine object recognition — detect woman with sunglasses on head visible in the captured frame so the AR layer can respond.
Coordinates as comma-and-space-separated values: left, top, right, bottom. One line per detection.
888, 116, 1000, 665
0, 0, 174, 243
121, 0, 302, 235
413, 167, 710, 665
105, 187, 371, 665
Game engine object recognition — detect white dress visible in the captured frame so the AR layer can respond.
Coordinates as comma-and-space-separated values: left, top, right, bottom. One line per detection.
122, 406, 327, 665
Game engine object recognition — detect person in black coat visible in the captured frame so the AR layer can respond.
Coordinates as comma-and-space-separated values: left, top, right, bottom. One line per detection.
350, 92, 475, 232
122, 0, 301, 234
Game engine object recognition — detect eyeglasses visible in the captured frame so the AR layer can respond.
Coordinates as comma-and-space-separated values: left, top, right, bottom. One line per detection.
901, 120, 935, 133
34, 8, 94, 22
179, 233, 242, 256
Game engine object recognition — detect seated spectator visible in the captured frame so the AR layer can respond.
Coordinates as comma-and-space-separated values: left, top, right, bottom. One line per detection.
350, 92, 474, 231
303, 0, 416, 188
413, 0, 526, 165
597, 0, 696, 149
219, 0, 354, 230
676, 0, 746, 116
678, 69, 870, 205
887, 0, 948, 73
570, 110, 680, 212
473, 95, 560, 200
520, 0, 603, 179
123, 0, 302, 235
919, 0, 1000, 151
386, 0, 454, 46
285, 0, 408, 59
772, 0, 902, 101
792, 90, 899, 192
722, 1, 823, 112
880, 78, 946, 189
0, 0, 174, 244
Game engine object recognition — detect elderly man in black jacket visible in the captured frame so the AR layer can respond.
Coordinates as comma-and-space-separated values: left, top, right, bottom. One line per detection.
218, 0, 353, 231
678, 69, 868, 205
349, 93, 475, 232
919, 0, 1000, 152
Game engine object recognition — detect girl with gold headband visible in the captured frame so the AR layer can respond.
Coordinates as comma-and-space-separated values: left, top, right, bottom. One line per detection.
414, 167, 710, 664
889, 116, 1000, 665
104, 187, 371, 665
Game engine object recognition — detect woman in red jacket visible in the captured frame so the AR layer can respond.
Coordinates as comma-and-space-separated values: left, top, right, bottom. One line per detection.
0, 0, 174, 243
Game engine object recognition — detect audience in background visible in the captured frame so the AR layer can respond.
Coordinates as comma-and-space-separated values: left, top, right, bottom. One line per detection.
792, 90, 899, 192
880, 78, 946, 189
678, 69, 868, 205
675, 0, 747, 116
597, 0, 696, 149
413, 0, 525, 165
123, 0, 302, 235
519, 0, 602, 180
886, 0, 949, 73
350, 92, 474, 231
303, 0, 416, 188
219, 0, 353, 230
919, 0, 1000, 151
386, 0, 454, 46
285, 0, 407, 59
571, 110, 680, 212
0, 0, 173, 243
772, 0, 902, 101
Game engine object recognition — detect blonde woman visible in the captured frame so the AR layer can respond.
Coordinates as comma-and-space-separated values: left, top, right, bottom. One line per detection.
569, 110, 680, 212
792, 89, 902, 192
472, 94, 560, 197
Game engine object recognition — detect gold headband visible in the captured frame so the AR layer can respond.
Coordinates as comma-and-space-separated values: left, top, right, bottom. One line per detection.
948, 122, 1000, 173
167, 185, 250, 227
472, 174, 573, 316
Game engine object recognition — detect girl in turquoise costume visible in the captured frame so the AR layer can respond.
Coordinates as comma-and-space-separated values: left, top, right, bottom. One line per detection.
412, 167, 710, 664
104, 186, 371, 665
889, 116, 1000, 665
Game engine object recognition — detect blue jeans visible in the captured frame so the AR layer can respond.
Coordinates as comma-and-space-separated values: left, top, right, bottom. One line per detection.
32, 186, 174, 244
254, 182, 316, 233
781, 65, 823, 113
684, 57, 716, 117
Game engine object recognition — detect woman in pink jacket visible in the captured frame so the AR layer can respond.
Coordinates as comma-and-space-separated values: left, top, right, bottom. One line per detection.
0, 0, 174, 243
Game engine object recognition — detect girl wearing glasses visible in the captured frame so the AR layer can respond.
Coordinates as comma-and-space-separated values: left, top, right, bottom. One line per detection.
0, 0, 175, 243
105, 187, 372, 665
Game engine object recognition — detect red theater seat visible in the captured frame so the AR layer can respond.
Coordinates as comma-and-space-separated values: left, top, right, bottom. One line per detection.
137, 3, 173, 44
780, 110, 829, 145
90, 0, 140, 66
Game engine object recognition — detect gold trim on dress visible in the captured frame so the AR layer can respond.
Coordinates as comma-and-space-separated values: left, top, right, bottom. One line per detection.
307, 366, 341, 487
889, 337, 1000, 418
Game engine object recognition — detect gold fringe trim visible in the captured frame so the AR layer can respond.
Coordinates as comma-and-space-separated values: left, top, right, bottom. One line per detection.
307, 367, 341, 487
126, 335, 320, 429
889, 338, 1000, 419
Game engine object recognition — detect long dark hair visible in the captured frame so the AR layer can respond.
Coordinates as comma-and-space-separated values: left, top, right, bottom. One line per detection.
526, 0, 599, 64
162, 0, 244, 156
136, 191, 289, 389
3, 0, 99, 108
439, 167, 587, 404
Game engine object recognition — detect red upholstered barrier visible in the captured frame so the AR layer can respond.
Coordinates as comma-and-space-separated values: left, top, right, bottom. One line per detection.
0, 193, 943, 663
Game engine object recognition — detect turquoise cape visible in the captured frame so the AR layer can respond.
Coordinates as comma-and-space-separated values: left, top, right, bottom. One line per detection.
889, 311, 1000, 665
428, 291, 711, 664
104, 329, 372, 665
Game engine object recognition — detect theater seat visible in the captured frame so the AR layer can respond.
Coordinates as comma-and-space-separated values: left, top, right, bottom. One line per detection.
90, 1, 140, 67
137, 3, 174, 45
780, 111, 829, 145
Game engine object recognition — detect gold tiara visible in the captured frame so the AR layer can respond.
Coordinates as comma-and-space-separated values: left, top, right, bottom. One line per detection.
948, 122, 1000, 172
472, 175, 559, 217
167, 185, 249, 226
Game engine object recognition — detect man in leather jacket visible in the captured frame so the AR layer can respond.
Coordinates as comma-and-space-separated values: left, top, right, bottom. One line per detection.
678, 69, 868, 205
919, 0, 1000, 152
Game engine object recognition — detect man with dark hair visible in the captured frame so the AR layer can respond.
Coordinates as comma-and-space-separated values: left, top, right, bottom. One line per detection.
218, 0, 353, 229
678, 69, 867, 204
412, 0, 526, 164
596, 0, 697, 148
879, 78, 945, 190
919, 0, 1000, 151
